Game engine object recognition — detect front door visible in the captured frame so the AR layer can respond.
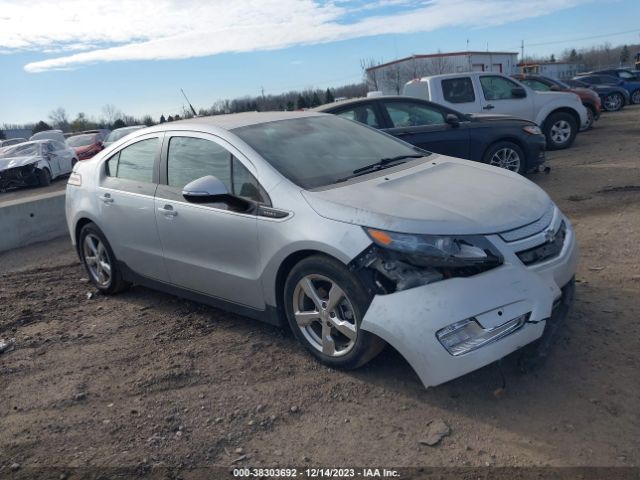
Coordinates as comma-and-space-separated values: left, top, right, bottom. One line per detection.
154, 133, 266, 309
381, 100, 470, 159
476, 75, 534, 121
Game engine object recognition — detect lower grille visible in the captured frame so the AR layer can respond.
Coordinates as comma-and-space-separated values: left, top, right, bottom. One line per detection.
516, 221, 566, 266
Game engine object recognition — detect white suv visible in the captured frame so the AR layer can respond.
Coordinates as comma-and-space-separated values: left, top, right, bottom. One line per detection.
403, 72, 588, 150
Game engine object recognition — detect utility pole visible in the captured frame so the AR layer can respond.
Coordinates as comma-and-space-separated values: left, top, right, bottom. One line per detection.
521, 40, 524, 61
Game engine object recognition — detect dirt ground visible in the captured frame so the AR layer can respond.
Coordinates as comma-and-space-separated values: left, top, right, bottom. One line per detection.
1, 107, 639, 478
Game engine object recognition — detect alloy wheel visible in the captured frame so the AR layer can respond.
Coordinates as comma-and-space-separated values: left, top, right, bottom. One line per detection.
604, 94, 622, 111
550, 120, 571, 144
584, 109, 594, 129
489, 148, 521, 172
292, 274, 357, 357
632, 90, 640, 105
83, 233, 112, 287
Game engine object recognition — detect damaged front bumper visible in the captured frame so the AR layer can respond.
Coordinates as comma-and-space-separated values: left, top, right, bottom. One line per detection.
0, 164, 39, 191
360, 216, 578, 388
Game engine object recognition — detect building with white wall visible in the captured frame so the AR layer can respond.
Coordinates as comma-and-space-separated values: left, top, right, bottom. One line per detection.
366, 51, 519, 94
518, 61, 584, 79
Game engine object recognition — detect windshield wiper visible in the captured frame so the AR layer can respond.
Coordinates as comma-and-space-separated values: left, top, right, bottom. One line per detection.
333, 154, 425, 184
352, 154, 424, 175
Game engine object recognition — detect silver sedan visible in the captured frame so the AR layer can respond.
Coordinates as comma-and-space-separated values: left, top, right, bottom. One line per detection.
65, 112, 577, 388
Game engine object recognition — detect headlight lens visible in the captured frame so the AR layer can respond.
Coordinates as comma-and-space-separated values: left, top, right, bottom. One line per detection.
523, 125, 542, 135
365, 228, 502, 268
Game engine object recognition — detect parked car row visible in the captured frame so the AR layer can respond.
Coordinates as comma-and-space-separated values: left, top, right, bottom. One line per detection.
0, 125, 146, 192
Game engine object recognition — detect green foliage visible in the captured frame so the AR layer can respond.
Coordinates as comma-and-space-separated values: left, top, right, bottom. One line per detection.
0, 129, 5, 140
112, 119, 126, 129
159, 115, 166, 124
325, 88, 335, 104
296, 94, 308, 110
32, 120, 52, 135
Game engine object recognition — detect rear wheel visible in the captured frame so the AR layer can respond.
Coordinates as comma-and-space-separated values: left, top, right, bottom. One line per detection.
37, 168, 51, 186
631, 89, 640, 105
284, 255, 385, 369
543, 112, 577, 150
79, 223, 130, 294
483, 141, 526, 174
603, 92, 624, 112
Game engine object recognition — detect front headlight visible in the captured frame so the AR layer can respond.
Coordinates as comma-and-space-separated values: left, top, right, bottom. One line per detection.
365, 228, 502, 268
522, 125, 542, 135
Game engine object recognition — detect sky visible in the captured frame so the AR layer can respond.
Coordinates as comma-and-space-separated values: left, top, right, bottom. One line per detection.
1, 0, 639, 125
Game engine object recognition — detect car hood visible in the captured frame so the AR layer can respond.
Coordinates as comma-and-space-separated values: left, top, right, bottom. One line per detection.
0, 155, 41, 171
301, 156, 552, 235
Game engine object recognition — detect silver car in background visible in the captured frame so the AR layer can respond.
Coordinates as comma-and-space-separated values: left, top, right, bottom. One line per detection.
65, 112, 577, 388
0, 140, 77, 191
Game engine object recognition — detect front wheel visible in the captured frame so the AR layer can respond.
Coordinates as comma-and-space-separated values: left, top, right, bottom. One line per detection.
284, 255, 385, 369
79, 223, 130, 294
631, 90, 640, 105
482, 141, 526, 174
603, 92, 624, 112
37, 168, 51, 186
582, 106, 595, 130
543, 112, 577, 150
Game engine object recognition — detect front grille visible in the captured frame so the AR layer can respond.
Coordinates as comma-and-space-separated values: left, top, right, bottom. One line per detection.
499, 207, 554, 242
516, 221, 566, 266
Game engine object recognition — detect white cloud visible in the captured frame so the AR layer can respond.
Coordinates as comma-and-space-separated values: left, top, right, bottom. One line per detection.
0, 0, 588, 73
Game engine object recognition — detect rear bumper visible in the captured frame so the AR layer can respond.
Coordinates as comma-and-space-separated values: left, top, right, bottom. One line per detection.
360, 218, 578, 388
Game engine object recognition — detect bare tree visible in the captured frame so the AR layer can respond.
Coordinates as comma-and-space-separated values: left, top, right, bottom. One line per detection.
48, 107, 69, 131
361, 57, 383, 91
101, 104, 123, 126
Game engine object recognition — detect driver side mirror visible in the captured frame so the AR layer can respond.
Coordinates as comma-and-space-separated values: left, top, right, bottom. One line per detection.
445, 113, 460, 127
511, 87, 527, 98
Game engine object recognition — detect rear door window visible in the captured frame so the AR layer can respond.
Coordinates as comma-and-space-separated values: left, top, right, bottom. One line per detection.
521, 79, 551, 91
106, 138, 158, 183
334, 105, 381, 128
442, 77, 476, 103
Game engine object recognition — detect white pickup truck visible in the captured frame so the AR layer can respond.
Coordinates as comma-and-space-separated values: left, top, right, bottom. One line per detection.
403, 72, 588, 150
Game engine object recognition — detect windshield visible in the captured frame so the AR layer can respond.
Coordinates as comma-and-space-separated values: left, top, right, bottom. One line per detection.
67, 134, 96, 147
552, 78, 571, 89
234, 115, 427, 189
0, 142, 42, 158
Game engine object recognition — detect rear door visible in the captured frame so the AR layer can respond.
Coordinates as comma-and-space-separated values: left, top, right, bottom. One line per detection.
97, 133, 169, 281
477, 74, 534, 121
154, 132, 265, 309
381, 99, 470, 159
437, 76, 482, 113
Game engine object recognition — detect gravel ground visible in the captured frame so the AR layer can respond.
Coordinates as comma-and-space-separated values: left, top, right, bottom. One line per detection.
1, 107, 639, 478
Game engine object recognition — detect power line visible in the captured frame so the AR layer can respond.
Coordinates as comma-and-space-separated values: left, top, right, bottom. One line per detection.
506, 28, 640, 51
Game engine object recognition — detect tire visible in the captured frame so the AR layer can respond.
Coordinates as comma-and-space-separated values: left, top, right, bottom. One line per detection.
283, 255, 385, 369
631, 89, 640, 105
603, 92, 624, 112
583, 106, 595, 130
79, 223, 130, 294
482, 141, 526, 174
543, 112, 577, 150
72, 158, 78, 167
37, 167, 51, 186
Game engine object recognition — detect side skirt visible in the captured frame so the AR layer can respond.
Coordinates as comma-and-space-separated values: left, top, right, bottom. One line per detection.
118, 261, 283, 327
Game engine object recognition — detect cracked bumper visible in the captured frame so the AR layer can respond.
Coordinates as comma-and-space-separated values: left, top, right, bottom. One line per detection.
360, 222, 578, 388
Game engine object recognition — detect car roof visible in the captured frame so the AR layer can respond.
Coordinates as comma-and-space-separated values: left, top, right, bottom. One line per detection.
143, 111, 326, 133
313, 95, 439, 112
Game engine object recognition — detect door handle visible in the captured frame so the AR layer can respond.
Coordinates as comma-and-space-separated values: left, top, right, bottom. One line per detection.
158, 205, 178, 217
483, 104, 495, 110
99, 193, 114, 204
